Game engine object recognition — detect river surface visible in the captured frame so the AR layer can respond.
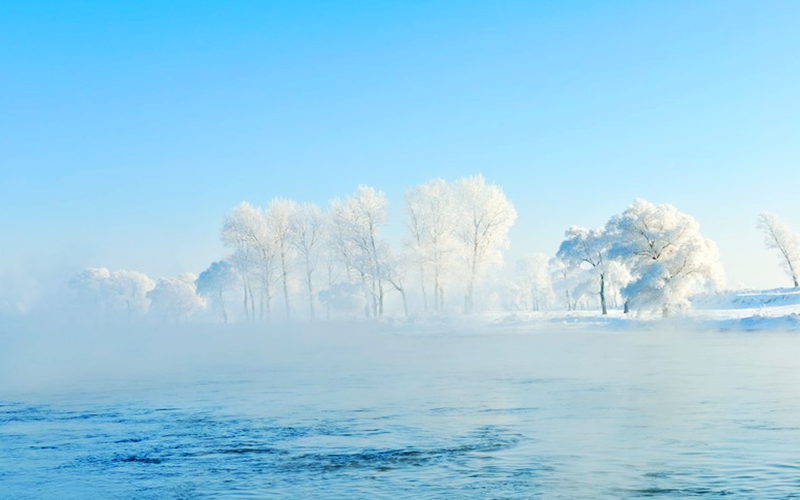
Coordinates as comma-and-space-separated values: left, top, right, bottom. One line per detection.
1, 324, 800, 499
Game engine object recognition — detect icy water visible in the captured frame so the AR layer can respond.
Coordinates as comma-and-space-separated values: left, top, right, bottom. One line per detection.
2, 324, 800, 499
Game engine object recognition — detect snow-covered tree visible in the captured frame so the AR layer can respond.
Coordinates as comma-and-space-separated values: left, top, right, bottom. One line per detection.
757, 212, 800, 288
289, 202, 325, 319
453, 175, 517, 314
513, 254, 555, 311
148, 273, 205, 322
69, 268, 155, 317
329, 185, 389, 317
196, 260, 237, 323
70, 268, 112, 313
381, 245, 410, 317
108, 270, 156, 316
266, 198, 297, 319
557, 226, 615, 315
608, 199, 724, 316
550, 257, 578, 311
405, 178, 457, 313
221, 202, 277, 321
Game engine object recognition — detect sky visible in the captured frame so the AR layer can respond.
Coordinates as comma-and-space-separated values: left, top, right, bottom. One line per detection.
1, 0, 799, 308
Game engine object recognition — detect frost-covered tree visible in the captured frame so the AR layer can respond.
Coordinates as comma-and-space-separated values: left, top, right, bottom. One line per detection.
381, 245, 410, 317
196, 260, 237, 323
329, 186, 389, 317
757, 212, 800, 288
221, 202, 277, 321
266, 198, 297, 319
405, 178, 457, 313
550, 258, 578, 311
70, 268, 112, 313
289, 203, 325, 319
453, 175, 517, 314
69, 268, 155, 317
608, 199, 724, 316
513, 254, 554, 311
557, 227, 614, 315
108, 270, 156, 316
147, 273, 205, 322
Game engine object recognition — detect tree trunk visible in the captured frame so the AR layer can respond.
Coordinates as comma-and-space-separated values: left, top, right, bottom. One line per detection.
399, 287, 408, 317
281, 248, 291, 320
243, 281, 249, 322
464, 280, 474, 315
326, 266, 333, 320
219, 289, 227, 324
378, 280, 384, 317
420, 265, 428, 313
600, 272, 607, 315
307, 269, 315, 321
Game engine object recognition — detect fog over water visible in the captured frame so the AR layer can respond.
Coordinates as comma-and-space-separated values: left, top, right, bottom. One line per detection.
2, 322, 800, 498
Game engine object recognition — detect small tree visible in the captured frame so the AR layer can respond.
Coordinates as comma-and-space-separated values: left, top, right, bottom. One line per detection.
196, 261, 237, 323
514, 254, 554, 311
757, 212, 800, 288
289, 202, 325, 320
148, 273, 205, 322
557, 227, 613, 315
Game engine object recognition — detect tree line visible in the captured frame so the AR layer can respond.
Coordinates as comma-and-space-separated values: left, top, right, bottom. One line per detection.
67, 176, 800, 322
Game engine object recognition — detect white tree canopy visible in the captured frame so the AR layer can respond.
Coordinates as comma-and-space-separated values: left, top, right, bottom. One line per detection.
405, 178, 458, 313
148, 273, 205, 322
266, 197, 297, 319
289, 202, 325, 319
557, 226, 617, 314
608, 199, 724, 316
453, 174, 517, 314
757, 212, 800, 288
196, 260, 237, 323
69, 268, 155, 317
221, 201, 277, 321
513, 253, 554, 311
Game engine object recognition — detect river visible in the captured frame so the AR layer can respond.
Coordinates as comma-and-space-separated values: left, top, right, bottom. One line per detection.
1, 323, 799, 499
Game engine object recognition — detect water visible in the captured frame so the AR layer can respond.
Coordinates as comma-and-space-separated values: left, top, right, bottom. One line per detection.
2, 324, 800, 499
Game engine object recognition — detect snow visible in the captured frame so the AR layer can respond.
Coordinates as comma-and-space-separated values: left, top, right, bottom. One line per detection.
369, 288, 800, 334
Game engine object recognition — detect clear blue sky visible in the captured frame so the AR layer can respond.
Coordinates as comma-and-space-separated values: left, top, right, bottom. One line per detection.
1, 0, 799, 306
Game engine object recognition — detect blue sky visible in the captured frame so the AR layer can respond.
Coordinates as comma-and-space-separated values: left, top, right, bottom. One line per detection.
1, 0, 799, 304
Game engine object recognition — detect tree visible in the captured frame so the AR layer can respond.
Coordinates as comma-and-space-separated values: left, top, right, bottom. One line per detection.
513, 254, 555, 311
757, 212, 800, 288
289, 202, 325, 319
329, 185, 389, 317
608, 199, 724, 316
381, 245, 410, 317
148, 273, 205, 322
69, 268, 155, 318
550, 257, 578, 311
221, 202, 277, 321
405, 178, 457, 313
196, 260, 237, 323
453, 175, 517, 314
107, 270, 156, 316
557, 227, 614, 315
266, 198, 297, 319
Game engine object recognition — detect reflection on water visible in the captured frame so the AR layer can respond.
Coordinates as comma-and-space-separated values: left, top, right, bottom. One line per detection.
1, 327, 800, 499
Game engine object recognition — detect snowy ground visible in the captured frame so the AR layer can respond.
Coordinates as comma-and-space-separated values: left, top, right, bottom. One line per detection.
384, 288, 800, 333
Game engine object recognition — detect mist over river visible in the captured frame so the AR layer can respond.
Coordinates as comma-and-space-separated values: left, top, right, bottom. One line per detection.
2, 323, 800, 499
